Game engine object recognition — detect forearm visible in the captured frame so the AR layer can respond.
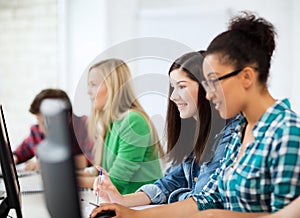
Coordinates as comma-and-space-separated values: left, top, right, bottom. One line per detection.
121, 192, 151, 207
137, 198, 198, 218
77, 176, 96, 188
260, 197, 300, 218
189, 209, 268, 218
90, 198, 198, 218
74, 154, 88, 169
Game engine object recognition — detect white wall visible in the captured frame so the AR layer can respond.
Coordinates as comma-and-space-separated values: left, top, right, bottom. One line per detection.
66, 0, 300, 130
63, 0, 109, 100
0, 0, 59, 148
1, 0, 300, 147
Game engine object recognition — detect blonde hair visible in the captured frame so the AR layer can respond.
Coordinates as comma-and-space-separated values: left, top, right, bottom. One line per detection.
88, 58, 162, 164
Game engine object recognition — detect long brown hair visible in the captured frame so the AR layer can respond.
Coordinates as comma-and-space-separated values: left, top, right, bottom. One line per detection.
166, 51, 223, 164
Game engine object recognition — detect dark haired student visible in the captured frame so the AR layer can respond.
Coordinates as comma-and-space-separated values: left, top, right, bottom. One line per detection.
90, 11, 300, 218
13, 88, 92, 171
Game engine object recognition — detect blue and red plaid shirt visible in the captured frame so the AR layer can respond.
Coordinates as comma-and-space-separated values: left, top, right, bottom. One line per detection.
13, 115, 93, 165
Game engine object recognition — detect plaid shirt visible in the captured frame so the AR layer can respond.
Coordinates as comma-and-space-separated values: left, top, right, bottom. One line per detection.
193, 99, 300, 213
13, 115, 93, 164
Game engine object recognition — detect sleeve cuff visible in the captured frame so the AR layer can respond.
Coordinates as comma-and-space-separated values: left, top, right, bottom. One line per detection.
136, 184, 167, 204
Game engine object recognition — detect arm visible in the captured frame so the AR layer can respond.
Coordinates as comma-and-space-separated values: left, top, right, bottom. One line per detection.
73, 154, 88, 169
169, 138, 226, 203
90, 198, 198, 218
92, 167, 152, 207
91, 159, 188, 206
13, 125, 42, 164
153, 164, 188, 198
268, 120, 300, 212
104, 112, 162, 193
189, 209, 267, 218
259, 197, 300, 218
136, 163, 188, 204
77, 176, 97, 188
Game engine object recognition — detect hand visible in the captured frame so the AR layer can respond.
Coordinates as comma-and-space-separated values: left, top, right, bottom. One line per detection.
90, 203, 139, 218
93, 168, 124, 205
24, 160, 39, 171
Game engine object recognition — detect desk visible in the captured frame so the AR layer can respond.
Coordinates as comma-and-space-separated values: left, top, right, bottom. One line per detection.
1, 173, 95, 218
21, 189, 95, 217
21, 193, 50, 217
2, 173, 159, 217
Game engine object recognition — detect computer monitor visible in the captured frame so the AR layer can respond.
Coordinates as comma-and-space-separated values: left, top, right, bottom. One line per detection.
0, 105, 22, 218
37, 99, 81, 218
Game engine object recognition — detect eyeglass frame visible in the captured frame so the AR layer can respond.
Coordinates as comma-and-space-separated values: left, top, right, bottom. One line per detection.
201, 68, 243, 93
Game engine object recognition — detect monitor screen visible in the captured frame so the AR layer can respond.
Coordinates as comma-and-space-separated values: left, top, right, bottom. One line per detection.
0, 105, 22, 218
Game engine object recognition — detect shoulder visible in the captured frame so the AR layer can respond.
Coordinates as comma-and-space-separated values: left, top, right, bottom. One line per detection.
272, 110, 300, 141
30, 124, 39, 131
121, 111, 148, 124
271, 99, 300, 128
30, 124, 41, 135
265, 102, 300, 156
116, 111, 150, 135
268, 105, 300, 136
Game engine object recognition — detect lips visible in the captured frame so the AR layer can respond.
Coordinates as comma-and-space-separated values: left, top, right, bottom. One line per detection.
177, 103, 188, 110
214, 101, 222, 111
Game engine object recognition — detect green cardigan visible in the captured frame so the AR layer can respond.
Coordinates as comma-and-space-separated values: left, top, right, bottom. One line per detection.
102, 111, 163, 194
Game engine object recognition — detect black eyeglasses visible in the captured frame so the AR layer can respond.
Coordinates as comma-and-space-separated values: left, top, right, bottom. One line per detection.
201, 68, 243, 93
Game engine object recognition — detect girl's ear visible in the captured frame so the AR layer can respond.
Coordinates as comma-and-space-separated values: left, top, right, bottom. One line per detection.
240, 67, 256, 89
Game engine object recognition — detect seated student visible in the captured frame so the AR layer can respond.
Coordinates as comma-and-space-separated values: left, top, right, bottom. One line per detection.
92, 52, 240, 206
76, 58, 163, 194
90, 12, 300, 218
259, 196, 300, 218
13, 88, 92, 171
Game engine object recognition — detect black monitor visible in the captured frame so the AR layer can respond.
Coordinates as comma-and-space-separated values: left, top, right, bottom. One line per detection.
0, 105, 22, 218
37, 99, 82, 218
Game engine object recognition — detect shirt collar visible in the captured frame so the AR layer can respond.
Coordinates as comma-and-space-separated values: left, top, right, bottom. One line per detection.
231, 99, 291, 141
252, 98, 291, 139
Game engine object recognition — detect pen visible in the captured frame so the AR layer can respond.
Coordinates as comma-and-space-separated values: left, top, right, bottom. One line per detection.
96, 168, 102, 205
89, 201, 100, 207
80, 198, 99, 207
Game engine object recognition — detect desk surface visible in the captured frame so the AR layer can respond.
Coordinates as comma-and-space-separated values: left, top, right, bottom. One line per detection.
2, 173, 157, 218
1, 173, 95, 218
20, 189, 95, 217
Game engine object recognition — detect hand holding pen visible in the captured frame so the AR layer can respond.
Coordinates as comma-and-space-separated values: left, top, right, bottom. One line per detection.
92, 168, 126, 205
96, 168, 103, 205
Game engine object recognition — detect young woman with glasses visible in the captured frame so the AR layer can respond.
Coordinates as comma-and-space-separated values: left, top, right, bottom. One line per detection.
90, 11, 300, 218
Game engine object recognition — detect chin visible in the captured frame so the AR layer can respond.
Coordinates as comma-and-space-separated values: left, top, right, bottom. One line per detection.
218, 111, 227, 119
179, 113, 192, 119
179, 114, 187, 119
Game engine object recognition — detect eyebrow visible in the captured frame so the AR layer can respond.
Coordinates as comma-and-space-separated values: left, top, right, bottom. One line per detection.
176, 80, 188, 85
207, 72, 218, 77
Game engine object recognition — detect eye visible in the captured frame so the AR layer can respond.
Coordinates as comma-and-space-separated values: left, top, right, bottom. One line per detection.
91, 82, 99, 87
210, 79, 218, 84
179, 85, 186, 89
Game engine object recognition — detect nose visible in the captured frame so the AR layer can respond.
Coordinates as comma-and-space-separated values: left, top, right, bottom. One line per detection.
170, 89, 179, 101
87, 85, 92, 96
205, 90, 214, 101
